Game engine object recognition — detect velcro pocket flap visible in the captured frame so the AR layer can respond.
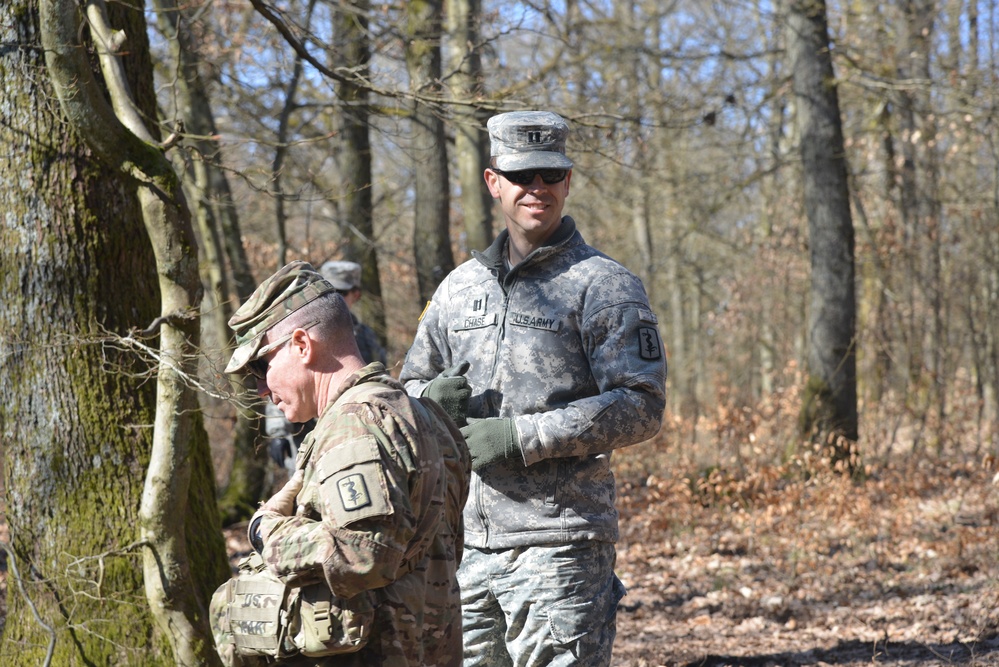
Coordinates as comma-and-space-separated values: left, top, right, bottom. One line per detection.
316, 435, 393, 528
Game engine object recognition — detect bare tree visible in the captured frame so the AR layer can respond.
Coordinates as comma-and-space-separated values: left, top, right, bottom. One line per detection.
332, 0, 387, 347
150, 0, 267, 525
446, 0, 494, 253
406, 0, 455, 302
786, 0, 859, 462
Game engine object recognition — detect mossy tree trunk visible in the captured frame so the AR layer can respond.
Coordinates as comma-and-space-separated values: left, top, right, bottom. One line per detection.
0, 0, 230, 664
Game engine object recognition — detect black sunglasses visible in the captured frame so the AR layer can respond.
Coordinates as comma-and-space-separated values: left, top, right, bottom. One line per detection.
491, 168, 569, 186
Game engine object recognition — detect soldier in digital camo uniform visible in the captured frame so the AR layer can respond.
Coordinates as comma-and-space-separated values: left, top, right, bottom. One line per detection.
400, 111, 667, 667
217, 261, 470, 667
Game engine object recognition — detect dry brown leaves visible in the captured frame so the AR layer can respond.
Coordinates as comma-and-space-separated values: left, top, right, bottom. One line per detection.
612, 440, 999, 666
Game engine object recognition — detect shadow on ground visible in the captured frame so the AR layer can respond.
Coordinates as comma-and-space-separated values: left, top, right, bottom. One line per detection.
676, 634, 999, 666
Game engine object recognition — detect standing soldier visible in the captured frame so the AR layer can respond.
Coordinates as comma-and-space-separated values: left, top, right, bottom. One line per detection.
214, 261, 470, 667
400, 111, 667, 667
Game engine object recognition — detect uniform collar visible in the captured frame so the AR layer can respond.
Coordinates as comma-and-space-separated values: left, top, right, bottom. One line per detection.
474, 216, 578, 272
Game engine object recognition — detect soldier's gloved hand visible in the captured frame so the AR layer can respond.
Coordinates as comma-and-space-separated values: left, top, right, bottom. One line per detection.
460, 418, 521, 471
262, 469, 304, 516
421, 361, 472, 426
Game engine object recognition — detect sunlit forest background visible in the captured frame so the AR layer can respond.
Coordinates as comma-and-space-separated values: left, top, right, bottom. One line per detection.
171, 0, 999, 463
3, 0, 999, 664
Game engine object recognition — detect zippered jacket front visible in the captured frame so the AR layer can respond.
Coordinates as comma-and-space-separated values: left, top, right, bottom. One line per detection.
401, 217, 667, 549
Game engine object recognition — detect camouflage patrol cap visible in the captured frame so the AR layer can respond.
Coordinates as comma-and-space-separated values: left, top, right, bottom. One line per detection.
224, 260, 334, 374
320, 260, 362, 291
487, 111, 574, 171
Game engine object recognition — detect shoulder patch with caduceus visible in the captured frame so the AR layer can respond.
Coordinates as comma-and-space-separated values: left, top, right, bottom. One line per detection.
337, 473, 371, 511
638, 326, 663, 360
317, 438, 392, 527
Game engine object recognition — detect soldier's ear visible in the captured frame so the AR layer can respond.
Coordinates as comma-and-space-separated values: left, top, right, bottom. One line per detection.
484, 168, 502, 198
290, 327, 312, 361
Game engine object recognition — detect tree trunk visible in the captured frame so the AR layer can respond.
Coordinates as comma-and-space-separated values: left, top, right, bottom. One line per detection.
334, 0, 387, 349
446, 0, 494, 253
33, 0, 230, 662
1, 11, 169, 665
900, 0, 944, 451
0, 0, 226, 664
787, 0, 859, 463
406, 0, 454, 303
150, 0, 267, 525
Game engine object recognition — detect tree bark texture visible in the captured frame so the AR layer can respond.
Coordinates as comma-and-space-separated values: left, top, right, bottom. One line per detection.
406, 0, 455, 304
31, 0, 230, 662
0, 1, 222, 663
334, 0, 387, 349
446, 0, 494, 253
787, 0, 859, 452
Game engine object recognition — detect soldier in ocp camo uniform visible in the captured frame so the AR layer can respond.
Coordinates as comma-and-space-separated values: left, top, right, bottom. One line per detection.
265, 260, 386, 473
400, 111, 667, 667
222, 260, 470, 667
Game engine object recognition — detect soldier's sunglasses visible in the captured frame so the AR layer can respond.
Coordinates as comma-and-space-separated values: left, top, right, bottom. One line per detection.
491, 168, 569, 185
246, 318, 319, 380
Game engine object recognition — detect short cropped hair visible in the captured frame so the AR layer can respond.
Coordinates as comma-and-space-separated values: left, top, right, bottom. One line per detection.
268, 290, 354, 348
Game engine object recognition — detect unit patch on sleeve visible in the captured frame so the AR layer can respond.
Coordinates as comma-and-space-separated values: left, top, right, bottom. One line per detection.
322, 461, 392, 526
638, 326, 663, 360
337, 473, 371, 511
317, 440, 393, 527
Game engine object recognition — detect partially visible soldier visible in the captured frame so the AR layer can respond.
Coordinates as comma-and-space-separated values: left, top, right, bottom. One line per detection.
217, 260, 470, 667
266, 260, 386, 471
319, 260, 387, 368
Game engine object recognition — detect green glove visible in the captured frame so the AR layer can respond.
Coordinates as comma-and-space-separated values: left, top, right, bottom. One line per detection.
460, 418, 521, 471
421, 361, 471, 426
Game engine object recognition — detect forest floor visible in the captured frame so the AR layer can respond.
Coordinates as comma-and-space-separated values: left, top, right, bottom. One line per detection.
3, 436, 998, 666
606, 439, 999, 666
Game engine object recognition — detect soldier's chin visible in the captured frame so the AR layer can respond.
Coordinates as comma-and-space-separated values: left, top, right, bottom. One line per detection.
280, 403, 315, 424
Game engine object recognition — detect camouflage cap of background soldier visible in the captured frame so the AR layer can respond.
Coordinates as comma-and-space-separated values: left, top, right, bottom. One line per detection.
487, 110, 574, 172
320, 260, 362, 292
225, 260, 334, 374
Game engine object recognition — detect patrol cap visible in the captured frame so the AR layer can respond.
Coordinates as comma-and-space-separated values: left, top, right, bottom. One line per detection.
487, 111, 574, 171
225, 260, 334, 374
320, 260, 362, 291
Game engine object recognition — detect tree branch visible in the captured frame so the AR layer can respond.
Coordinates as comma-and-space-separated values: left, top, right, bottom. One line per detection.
0, 541, 56, 667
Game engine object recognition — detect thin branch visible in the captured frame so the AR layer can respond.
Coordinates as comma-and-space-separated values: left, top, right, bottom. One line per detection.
0, 540, 56, 667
